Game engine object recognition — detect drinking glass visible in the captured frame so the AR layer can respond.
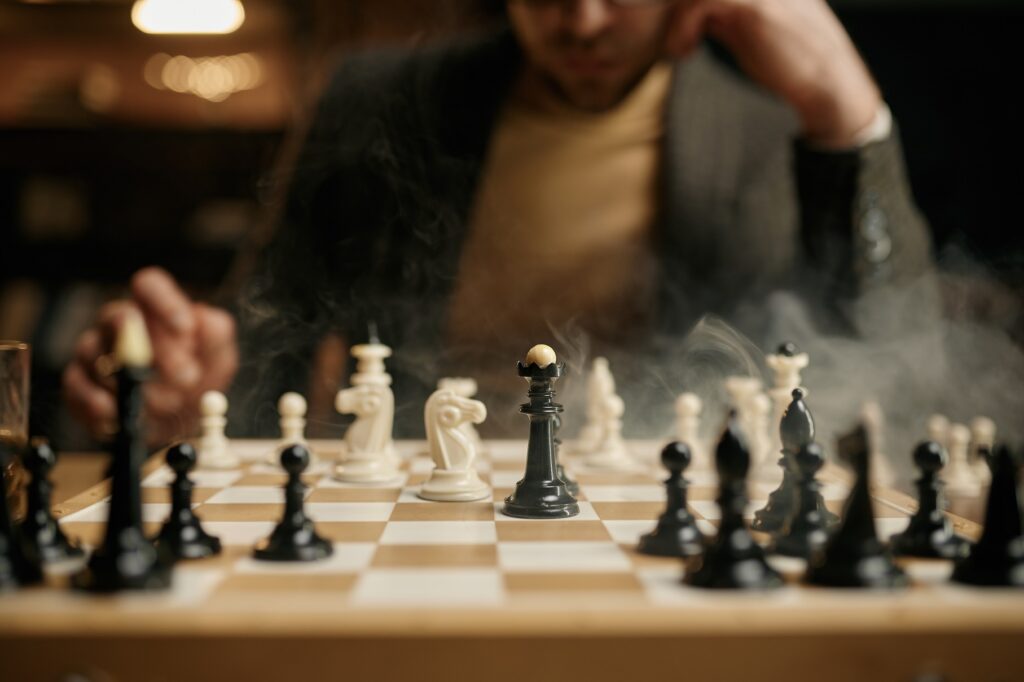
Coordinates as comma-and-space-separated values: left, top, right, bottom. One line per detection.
1, 341, 30, 514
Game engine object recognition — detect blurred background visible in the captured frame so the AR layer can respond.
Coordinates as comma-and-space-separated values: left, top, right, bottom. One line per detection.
0, 0, 1021, 448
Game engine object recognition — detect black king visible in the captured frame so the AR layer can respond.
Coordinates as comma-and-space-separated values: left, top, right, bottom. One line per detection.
503, 344, 579, 519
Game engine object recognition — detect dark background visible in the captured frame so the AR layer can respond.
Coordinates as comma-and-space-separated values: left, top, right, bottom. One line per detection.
0, 0, 1020, 445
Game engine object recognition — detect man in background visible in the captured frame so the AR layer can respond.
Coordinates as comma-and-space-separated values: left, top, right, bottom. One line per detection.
63, 0, 933, 440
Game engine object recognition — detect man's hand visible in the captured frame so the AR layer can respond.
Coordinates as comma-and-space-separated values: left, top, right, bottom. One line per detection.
63, 267, 239, 445
666, 0, 882, 148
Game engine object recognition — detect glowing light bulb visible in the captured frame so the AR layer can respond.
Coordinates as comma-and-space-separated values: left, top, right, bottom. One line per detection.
132, 0, 245, 35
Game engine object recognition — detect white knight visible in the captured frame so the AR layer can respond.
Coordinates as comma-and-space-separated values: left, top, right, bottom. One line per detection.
335, 382, 399, 483
420, 388, 490, 502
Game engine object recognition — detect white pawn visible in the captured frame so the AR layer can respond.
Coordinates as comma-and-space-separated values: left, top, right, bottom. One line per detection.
574, 357, 615, 454
860, 400, 896, 488
674, 393, 707, 470
968, 416, 996, 486
270, 392, 315, 464
195, 390, 239, 469
927, 413, 950, 445
419, 388, 490, 502
944, 423, 979, 496
725, 376, 774, 483
437, 377, 486, 455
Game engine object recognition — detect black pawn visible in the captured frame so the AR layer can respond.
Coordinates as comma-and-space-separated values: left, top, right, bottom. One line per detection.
638, 442, 704, 558
771, 442, 831, 559
0, 441, 42, 590
890, 441, 968, 559
254, 444, 332, 562
951, 445, 1024, 587
686, 415, 782, 589
806, 424, 907, 589
157, 443, 222, 560
20, 439, 83, 564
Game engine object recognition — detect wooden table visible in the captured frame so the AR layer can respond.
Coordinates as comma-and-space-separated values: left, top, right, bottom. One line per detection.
1, 441, 1021, 682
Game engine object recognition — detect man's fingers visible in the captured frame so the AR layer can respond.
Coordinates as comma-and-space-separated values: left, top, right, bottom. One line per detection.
666, 0, 753, 57
666, 0, 717, 57
194, 304, 239, 390
62, 363, 116, 432
131, 267, 196, 338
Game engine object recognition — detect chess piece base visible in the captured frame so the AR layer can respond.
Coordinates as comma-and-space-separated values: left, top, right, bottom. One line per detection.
335, 455, 400, 484
891, 521, 969, 560
71, 529, 171, 593
951, 540, 1024, 587
503, 480, 579, 519
638, 519, 704, 558
581, 446, 635, 471
771, 527, 829, 560
21, 516, 84, 563
806, 554, 909, 589
158, 519, 223, 560
253, 522, 334, 562
686, 556, 783, 590
419, 468, 490, 502
196, 449, 241, 470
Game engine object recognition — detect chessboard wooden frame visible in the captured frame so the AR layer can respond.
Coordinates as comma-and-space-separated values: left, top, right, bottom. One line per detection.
1, 439, 1022, 682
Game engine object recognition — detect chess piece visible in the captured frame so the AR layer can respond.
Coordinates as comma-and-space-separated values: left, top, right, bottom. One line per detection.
674, 393, 708, 470
638, 442, 704, 558
157, 443, 222, 560
926, 413, 949, 445
725, 376, 771, 470
771, 442, 831, 559
419, 388, 490, 502
944, 423, 979, 496
72, 311, 172, 592
553, 413, 579, 497
763, 341, 809, 471
350, 336, 393, 386
860, 401, 897, 488
19, 439, 83, 563
254, 444, 333, 562
968, 416, 996, 486
503, 344, 579, 519
578, 359, 634, 470
335, 381, 400, 483
753, 388, 837, 533
0, 440, 42, 590
805, 424, 908, 589
574, 357, 614, 453
437, 377, 487, 455
951, 445, 1024, 587
196, 390, 239, 469
890, 441, 968, 559
686, 414, 782, 589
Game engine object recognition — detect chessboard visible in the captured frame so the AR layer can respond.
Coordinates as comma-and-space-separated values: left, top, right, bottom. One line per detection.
2, 439, 1023, 682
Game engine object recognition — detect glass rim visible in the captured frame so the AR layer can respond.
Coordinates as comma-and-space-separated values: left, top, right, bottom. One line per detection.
0, 341, 30, 351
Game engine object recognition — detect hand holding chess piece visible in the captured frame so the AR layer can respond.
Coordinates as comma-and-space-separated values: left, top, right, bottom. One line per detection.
420, 388, 490, 502
62, 267, 238, 445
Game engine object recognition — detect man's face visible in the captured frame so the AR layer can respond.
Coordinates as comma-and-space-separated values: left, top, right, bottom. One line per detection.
507, 0, 675, 112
